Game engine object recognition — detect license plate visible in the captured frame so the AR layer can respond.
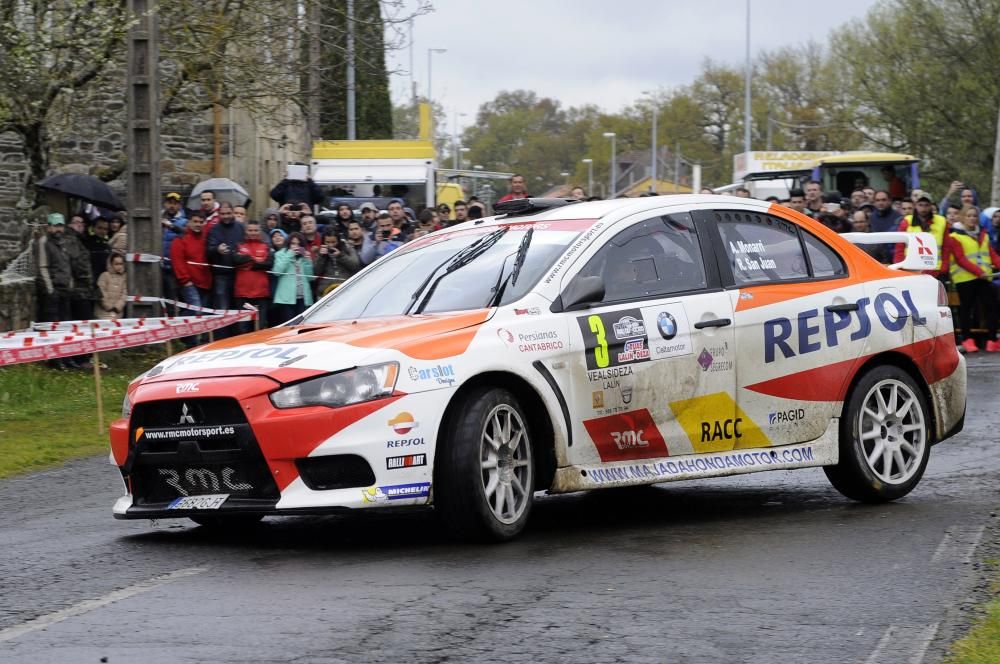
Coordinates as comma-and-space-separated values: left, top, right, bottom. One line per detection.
167, 494, 229, 510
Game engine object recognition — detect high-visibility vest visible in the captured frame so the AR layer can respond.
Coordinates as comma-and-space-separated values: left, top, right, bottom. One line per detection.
950, 230, 993, 284
904, 214, 946, 270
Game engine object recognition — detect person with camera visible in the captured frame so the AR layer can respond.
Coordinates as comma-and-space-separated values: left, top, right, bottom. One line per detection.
313, 229, 360, 298
371, 211, 403, 261
272, 231, 315, 323
206, 202, 245, 325
345, 220, 376, 267
278, 201, 306, 234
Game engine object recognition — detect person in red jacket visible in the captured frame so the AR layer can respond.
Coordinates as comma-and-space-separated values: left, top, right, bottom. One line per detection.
232, 219, 274, 332
170, 212, 213, 311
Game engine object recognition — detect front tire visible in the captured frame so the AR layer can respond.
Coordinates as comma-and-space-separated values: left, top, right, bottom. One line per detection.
824, 365, 930, 502
435, 387, 534, 541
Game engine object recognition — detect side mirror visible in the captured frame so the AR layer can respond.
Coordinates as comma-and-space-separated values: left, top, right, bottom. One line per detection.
556, 275, 605, 312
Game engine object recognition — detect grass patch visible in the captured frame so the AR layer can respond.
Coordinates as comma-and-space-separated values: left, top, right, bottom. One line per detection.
0, 349, 166, 479
944, 560, 1000, 664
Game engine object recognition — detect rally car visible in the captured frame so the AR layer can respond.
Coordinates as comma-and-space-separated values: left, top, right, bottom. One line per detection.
110, 195, 966, 541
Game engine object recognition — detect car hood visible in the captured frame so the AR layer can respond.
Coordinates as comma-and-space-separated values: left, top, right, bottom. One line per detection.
138, 310, 492, 385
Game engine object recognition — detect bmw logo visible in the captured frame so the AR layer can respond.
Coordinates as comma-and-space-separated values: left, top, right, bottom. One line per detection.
657, 311, 677, 340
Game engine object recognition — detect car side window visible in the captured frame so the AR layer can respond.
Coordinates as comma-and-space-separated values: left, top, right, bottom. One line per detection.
801, 230, 847, 278
576, 212, 707, 303
715, 212, 809, 285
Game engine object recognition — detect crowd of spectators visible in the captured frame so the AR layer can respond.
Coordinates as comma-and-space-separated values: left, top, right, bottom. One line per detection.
728, 178, 1000, 353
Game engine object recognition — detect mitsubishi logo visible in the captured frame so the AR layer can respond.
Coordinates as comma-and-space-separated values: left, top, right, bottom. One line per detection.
177, 403, 196, 425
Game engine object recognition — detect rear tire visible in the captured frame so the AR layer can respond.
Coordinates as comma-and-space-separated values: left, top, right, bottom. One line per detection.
435, 387, 534, 542
824, 365, 930, 502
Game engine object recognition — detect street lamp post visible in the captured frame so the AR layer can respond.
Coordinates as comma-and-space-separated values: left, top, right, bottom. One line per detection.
582, 158, 593, 197
427, 47, 447, 106
642, 91, 658, 194
603, 132, 616, 197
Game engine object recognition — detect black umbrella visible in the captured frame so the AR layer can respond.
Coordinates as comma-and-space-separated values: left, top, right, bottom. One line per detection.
36, 173, 126, 211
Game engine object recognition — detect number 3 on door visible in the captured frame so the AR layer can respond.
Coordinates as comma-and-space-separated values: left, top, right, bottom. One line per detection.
588, 315, 610, 368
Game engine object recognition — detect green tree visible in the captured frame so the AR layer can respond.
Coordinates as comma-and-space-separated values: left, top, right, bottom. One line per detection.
833, 0, 1000, 195
0, 0, 129, 207
316, 0, 394, 140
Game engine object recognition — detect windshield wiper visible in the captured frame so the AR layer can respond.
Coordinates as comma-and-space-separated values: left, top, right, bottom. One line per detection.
406, 228, 508, 315
488, 227, 533, 307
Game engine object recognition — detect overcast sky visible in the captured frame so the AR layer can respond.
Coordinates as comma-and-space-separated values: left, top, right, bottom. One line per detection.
385, 0, 880, 137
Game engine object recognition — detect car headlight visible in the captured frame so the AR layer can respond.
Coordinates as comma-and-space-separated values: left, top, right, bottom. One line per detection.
270, 362, 399, 409
122, 393, 132, 419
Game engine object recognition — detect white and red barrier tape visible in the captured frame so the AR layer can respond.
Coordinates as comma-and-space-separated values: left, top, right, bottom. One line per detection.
0, 307, 256, 367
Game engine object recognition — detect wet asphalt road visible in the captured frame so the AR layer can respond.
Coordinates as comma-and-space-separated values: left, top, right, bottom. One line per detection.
1, 358, 998, 664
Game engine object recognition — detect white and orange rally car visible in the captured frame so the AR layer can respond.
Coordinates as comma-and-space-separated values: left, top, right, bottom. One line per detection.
110, 196, 966, 540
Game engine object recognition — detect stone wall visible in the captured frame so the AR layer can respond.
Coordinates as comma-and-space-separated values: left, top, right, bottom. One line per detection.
0, 61, 308, 271
0, 281, 34, 332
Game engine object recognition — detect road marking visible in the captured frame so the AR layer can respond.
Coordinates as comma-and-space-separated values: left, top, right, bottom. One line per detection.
931, 525, 987, 564
864, 622, 939, 664
963, 525, 986, 564
0, 567, 207, 644
908, 622, 940, 664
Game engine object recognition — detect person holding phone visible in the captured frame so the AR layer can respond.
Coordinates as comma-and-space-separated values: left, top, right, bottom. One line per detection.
314, 229, 360, 298
272, 231, 315, 322
371, 212, 402, 261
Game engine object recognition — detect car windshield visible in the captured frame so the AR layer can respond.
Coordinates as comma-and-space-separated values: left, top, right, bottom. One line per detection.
301, 223, 587, 322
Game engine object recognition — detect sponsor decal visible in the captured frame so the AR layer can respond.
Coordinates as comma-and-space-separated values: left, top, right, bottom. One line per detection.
584, 445, 817, 485
640, 304, 693, 359
383, 482, 431, 499
387, 453, 427, 470
586, 365, 634, 383
386, 437, 426, 448
175, 382, 200, 393
514, 307, 541, 316
577, 309, 651, 371
583, 409, 669, 462
407, 363, 456, 386
768, 408, 806, 425
517, 330, 564, 353
617, 338, 650, 363
668, 392, 770, 453
388, 412, 419, 435
612, 315, 646, 341
157, 466, 251, 496
138, 425, 235, 442
697, 343, 732, 372
592, 391, 605, 409
166, 344, 304, 369
657, 312, 677, 340
620, 382, 633, 405
543, 222, 605, 284
763, 289, 926, 363
739, 291, 754, 301
497, 328, 515, 345
362, 486, 388, 503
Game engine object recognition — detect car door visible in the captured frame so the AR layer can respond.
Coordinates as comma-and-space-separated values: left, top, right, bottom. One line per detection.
696, 208, 866, 447
555, 210, 744, 468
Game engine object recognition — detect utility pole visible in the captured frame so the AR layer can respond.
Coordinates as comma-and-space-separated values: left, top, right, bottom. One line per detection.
307, 0, 321, 141
651, 108, 658, 193
346, 0, 356, 140
744, 0, 752, 155
126, 0, 161, 316
674, 142, 681, 193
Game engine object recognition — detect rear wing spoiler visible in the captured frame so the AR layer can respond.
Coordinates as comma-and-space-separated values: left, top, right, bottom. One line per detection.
841, 232, 938, 271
